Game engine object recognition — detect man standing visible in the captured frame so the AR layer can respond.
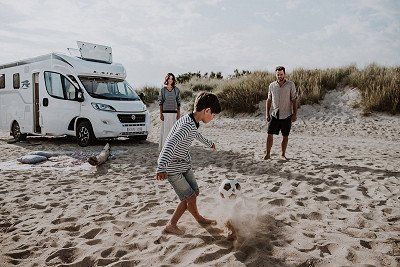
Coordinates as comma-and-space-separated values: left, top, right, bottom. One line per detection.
265, 66, 298, 160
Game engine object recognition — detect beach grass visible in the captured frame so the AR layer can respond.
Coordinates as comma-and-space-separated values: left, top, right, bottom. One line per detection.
137, 64, 400, 115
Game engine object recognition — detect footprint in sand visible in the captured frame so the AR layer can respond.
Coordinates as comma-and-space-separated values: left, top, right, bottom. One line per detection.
314, 196, 330, 202
101, 247, 114, 258
86, 239, 102, 246
268, 199, 286, 206
166, 209, 175, 214
135, 202, 159, 214
291, 182, 300, 187
80, 228, 102, 239
329, 188, 344, 194
95, 215, 115, 222
52, 217, 77, 224
62, 224, 81, 232
313, 187, 326, 193
269, 186, 280, 192
148, 219, 168, 227
115, 250, 128, 258
5, 247, 32, 261
45, 247, 80, 264
297, 212, 322, 220
31, 203, 48, 209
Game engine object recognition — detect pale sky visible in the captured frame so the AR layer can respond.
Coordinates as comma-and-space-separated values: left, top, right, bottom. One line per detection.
0, 0, 399, 88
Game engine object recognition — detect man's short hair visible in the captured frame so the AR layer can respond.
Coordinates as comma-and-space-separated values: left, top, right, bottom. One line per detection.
194, 92, 221, 114
275, 66, 285, 73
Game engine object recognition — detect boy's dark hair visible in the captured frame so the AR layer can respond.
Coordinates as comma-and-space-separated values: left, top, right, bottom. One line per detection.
275, 66, 285, 73
194, 92, 221, 114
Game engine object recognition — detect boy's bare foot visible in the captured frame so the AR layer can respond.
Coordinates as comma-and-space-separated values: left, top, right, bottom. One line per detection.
197, 217, 217, 225
263, 154, 271, 160
164, 224, 184, 235
227, 231, 237, 241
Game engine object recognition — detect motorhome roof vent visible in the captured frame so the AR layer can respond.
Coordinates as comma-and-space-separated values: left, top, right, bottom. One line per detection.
77, 41, 112, 64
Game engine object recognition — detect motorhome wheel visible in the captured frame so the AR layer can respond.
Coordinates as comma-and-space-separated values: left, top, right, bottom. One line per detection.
11, 121, 27, 141
77, 121, 95, 147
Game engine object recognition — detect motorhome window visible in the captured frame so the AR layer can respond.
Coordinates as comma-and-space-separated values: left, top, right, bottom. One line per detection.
13, 73, 20, 89
44, 72, 77, 100
79, 77, 140, 101
0, 74, 4, 89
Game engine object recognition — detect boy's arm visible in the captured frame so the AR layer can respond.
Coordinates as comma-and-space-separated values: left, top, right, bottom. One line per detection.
194, 131, 214, 148
156, 125, 191, 174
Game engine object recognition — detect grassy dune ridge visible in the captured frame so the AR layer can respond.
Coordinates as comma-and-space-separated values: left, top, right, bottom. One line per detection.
137, 64, 400, 115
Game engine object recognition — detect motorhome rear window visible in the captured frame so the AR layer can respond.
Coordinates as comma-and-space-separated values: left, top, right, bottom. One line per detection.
0, 74, 4, 89
13, 73, 20, 89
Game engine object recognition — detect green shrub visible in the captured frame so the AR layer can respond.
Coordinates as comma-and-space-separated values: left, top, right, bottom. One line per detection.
136, 86, 159, 105
216, 72, 275, 114
180, 89, 194, 101
348, 64, 400, 114
191, 84, 215, 92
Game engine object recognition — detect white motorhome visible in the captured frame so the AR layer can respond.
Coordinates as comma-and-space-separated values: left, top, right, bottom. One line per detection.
0, 41, 151, 146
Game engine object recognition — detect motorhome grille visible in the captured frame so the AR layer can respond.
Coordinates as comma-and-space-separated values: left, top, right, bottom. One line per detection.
117, 114, 146, 123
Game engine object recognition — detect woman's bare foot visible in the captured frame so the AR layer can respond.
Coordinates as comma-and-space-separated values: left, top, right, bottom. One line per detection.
197, 216, 217, 225
264, 154, 271, 160
164, 224, 184, 235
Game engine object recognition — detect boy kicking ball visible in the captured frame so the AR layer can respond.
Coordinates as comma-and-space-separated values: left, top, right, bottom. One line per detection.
156, 92, 221, 235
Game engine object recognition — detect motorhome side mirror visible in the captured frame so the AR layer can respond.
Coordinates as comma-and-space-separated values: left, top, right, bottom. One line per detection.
138, 92, 145, 100
77, 90, 84, 102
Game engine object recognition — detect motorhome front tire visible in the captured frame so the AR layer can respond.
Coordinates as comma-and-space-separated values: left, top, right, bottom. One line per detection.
76, 121, 96, 147
11, 121, 27, 141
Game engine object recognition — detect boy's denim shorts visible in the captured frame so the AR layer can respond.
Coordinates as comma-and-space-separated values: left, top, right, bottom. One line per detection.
168, 169, 199, 201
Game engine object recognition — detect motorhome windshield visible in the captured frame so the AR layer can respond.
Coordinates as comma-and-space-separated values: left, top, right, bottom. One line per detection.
79, 77, 140, 101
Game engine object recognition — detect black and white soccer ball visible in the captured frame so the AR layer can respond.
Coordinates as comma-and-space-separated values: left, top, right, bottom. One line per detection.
219, 178, 241, 199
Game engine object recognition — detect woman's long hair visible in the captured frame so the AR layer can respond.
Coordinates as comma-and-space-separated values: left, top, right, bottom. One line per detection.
164, 73, 176, 87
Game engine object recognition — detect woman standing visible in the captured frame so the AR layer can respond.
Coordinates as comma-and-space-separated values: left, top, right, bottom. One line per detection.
158, 73, 181, 150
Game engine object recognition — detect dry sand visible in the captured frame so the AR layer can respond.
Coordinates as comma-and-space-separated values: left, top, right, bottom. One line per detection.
0, 88, 399, 266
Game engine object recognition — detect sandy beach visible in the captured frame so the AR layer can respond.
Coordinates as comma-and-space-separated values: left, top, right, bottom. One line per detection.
0, 88, 399, 267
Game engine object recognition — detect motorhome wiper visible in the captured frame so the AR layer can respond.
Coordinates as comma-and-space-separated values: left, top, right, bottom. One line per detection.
88, 93, 109, 100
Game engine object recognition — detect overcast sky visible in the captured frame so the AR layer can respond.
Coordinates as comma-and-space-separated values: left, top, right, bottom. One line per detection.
1, 0, 399, 88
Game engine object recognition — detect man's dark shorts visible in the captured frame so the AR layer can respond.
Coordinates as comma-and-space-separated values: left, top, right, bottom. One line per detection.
267, 115, 292, 136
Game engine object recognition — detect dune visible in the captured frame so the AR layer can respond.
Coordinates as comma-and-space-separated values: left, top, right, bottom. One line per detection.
0, 88, 399, 266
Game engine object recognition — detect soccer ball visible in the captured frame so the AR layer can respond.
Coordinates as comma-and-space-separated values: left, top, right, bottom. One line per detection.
219, 178, 241, 199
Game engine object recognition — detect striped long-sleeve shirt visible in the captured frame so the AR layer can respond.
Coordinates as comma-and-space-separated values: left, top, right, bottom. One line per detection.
156, 113, 213, 174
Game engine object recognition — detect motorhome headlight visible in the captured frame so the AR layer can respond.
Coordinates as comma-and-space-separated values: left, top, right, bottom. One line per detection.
91, 102, 116, 112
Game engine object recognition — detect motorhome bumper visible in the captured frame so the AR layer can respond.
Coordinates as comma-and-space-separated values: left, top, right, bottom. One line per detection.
90, 111, 150, 138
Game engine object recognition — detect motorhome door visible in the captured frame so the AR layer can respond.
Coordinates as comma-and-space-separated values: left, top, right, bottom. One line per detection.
33, 73, 41, 133
40, 71, 81, 135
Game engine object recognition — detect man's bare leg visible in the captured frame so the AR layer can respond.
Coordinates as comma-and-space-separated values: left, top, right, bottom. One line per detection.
187, 195, 216, 225
280, 136, 289, 160
165, 200, 186, 235
265, 134, 273, 160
